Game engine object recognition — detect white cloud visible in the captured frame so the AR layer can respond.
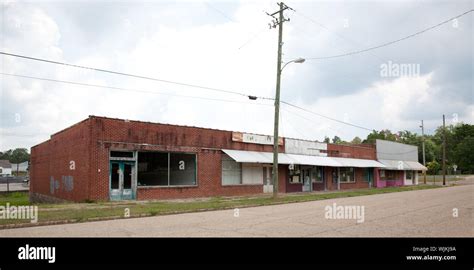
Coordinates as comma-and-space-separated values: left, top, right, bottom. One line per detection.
0, 0, 472, 151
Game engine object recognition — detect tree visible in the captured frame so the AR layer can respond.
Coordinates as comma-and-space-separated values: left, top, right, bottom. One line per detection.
363, 129, 399, 144
0, 149, 13, 161
453, 136, 474, 174
323, 136, 330, 143
351, 136, 362, 144
10, 148, 30, 175
426, 160, 440, 175
332, 136, 342, 144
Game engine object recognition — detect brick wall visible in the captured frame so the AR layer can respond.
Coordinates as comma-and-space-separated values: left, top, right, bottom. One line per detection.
89, 116, 287, 201
327, 143, 376, 159
30, 118, 92, 202
31, 116, 382, 202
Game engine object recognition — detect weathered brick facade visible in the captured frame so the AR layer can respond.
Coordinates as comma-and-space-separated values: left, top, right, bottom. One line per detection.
31, 116, 412, 203
30, 116, 287, 202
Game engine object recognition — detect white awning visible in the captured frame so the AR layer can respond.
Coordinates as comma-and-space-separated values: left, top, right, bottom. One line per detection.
222, 149, 385, 168
283, 153, 341, 167
378, 159, 427, 171
222, 149, 273, 163
405, 161, 428, 171
332, 157, 386, 168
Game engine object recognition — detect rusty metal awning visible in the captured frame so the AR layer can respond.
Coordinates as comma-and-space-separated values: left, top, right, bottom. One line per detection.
222, 149, 385, 168
378, 159, 427, 171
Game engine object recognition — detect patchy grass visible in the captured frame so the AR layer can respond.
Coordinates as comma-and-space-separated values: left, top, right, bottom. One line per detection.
424, 175, 468, 183
0, 192, 30, 206
0, 185, 442, 228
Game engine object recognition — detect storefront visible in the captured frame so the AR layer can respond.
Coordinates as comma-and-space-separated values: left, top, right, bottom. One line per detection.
29, 116, 422, 203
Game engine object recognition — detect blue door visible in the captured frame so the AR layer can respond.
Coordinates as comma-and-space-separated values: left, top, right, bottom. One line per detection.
110, 161, 136, 200
365, 168, 374, 188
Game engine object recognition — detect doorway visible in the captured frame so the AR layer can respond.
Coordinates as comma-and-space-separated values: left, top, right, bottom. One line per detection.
110, 161, 136, 200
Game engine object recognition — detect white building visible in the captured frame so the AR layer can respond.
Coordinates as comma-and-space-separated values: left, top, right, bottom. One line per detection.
0, 160, 13, 176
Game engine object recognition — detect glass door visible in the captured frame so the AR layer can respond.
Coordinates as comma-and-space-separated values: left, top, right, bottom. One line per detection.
110, 161, 136, 200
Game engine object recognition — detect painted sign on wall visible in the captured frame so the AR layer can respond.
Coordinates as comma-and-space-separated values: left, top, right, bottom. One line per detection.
285, 138, 328, 156
232, 132, 283, 146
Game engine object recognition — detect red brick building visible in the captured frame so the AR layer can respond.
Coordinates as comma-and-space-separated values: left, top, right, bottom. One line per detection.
29, 116, 423, 203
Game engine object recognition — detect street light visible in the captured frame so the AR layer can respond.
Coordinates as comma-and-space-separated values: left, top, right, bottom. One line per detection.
272, 57, 305, 198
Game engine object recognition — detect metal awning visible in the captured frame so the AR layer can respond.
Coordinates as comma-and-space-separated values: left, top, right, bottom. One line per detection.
405, 161, 428, 171
222, 149, 385, 168
332, 157, 386, 168
283, 153, 341, 167
378, 159, 427, 171
222, 149, 273, 163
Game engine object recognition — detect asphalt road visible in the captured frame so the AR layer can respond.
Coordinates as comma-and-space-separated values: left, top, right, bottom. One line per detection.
0, 183, 29, 192
1, 180, 473, 237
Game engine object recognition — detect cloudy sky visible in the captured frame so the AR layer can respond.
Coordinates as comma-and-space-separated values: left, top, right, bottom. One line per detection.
0, 0, 472, 150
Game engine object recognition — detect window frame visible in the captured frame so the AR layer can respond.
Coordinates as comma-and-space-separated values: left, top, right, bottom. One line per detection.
136, 151, 198, 188
221, 154, 243, 186
339, 167, 356, 183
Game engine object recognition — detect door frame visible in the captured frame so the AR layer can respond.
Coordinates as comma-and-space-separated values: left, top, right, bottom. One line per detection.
109, 161, 136, 201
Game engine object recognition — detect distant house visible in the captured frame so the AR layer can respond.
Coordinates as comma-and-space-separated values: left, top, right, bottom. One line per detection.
0, 160, 13, 176
11, 161, 29, 172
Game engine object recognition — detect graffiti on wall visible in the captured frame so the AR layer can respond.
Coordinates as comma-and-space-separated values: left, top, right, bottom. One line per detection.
49, 176, 74, 194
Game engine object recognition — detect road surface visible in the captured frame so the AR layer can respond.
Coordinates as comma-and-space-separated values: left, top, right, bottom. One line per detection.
1, 181, 472, 237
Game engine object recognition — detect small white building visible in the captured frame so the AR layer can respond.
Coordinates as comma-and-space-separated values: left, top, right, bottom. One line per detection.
10, 161, 29, 172
375, 140, 427, 186
0, 160, 13, 176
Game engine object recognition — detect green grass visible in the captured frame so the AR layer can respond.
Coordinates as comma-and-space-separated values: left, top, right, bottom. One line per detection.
0, 185, 442, 228
0, 192, 30, 206
424, 175, 467, 183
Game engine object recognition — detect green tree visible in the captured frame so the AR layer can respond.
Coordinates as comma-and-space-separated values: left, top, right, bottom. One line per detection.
453, 136, 474, 174
10, 148, 30, 175
0, 149, 13, 161
426, 160, 441, 175
332, 136, 342, 144
363, 129, 399, 144
351, 136, 362, 144
323, 136, 330, 143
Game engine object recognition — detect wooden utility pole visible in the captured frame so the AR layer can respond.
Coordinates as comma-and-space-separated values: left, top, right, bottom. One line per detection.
420, 120, 426, 184
268, 2, 291, 198
442, 115, 446, 186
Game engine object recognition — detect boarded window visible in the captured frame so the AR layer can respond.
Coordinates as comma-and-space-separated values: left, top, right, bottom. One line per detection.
242, 164, 263, 184
222, 154, 241, 185
170, 153, 196, 186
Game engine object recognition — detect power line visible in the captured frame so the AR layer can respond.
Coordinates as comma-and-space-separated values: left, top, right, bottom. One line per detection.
203, 1, 235, 22
280, 100, 374, 131
281, 107, 419, 154
305, 9, 473, 60
0, 72, 274, 106
0, 51, 272, 100
281, 106, 349, 137
290, 9, 386, 63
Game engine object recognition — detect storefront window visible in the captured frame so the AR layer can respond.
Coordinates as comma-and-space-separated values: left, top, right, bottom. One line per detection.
339, 167, 355, 183
170, 153, 196, 186
380, 170, 397, 180
137, 151, 197, 186
222, 154, 241, 185
311, 167, 323, 183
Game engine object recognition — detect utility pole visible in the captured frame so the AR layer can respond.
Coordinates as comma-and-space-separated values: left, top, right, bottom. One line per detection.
442, 115, 446, 186
420, 120, 426, 184
267, 2, 291, 198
